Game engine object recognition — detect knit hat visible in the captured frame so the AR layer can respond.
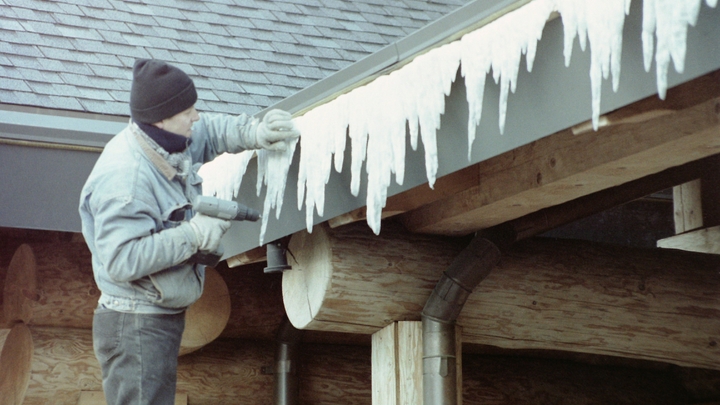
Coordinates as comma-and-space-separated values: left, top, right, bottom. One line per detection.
130, 59, 198, 124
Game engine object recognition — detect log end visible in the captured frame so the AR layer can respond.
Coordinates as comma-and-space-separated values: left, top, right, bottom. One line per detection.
180, 267, 231, 356
0, 323, 33, 405
4, 244, 37, 325
282, 225, 333, 330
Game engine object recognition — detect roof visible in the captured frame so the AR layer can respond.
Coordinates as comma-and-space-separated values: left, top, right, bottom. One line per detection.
0, 0, 469, 117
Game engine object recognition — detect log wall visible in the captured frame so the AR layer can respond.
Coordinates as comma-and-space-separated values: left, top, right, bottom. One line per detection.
283, 222, 720, 369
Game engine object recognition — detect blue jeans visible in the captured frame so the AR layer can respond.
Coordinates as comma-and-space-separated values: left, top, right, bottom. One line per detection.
93, 306, 185, 405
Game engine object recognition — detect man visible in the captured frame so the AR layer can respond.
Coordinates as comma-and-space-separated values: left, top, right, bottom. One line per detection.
78, 59, 300, 405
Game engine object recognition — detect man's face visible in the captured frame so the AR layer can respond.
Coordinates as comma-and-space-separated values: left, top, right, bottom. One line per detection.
155, 106, 200, 138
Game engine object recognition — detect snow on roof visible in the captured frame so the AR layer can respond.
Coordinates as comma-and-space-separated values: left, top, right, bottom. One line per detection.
0, 0, 469, 117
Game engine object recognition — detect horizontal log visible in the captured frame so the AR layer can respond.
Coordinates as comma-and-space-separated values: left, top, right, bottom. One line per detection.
283, 222, 464, 333
283, 222, 720, 369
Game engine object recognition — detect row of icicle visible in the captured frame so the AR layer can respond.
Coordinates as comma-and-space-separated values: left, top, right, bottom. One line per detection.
199, 0, 717, 245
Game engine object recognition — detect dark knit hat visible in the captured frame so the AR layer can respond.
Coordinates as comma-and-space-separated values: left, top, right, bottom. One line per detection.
130, 59, 198, 124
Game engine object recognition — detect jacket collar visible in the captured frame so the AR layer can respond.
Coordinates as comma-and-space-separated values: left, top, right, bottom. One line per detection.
129, 121, 181, 181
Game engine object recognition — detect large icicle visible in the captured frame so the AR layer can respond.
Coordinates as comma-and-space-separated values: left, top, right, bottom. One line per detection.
642, 0, 709, 99
255, 138, 298, 245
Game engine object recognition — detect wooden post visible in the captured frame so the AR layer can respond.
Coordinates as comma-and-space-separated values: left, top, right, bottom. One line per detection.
0, 323, 33, 405
371, 321, 462, 405
372, 322, 422, 405
673, 179, 703, 234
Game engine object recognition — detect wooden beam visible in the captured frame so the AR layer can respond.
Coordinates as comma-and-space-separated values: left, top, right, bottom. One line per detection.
398, 71, 720, 236
282, 222, 720, 369
497, 155, 719, 242
226, 246, 267, 268
657, 225, 720, 254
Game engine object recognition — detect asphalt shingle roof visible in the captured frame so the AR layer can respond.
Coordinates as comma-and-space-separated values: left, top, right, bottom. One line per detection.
0, 0, 469, 117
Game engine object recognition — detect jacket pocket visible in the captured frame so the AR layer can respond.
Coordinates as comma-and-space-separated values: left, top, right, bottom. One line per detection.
148, 264, 203, 309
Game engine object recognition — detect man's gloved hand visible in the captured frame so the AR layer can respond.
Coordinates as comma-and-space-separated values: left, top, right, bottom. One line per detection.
255, 109, 300, 151
188, 213, 231, 252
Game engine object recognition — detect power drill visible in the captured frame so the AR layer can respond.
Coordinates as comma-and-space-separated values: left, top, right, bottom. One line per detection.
188, 195, 261, 266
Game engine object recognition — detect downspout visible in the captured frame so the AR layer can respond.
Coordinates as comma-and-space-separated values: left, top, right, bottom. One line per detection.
273, 315, 302, 405
421, 233, 507, 405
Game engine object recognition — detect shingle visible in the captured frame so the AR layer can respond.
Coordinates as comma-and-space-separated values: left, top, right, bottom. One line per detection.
77, 98, 128, 115
108, 89, 130, 103
20, 20, 63, 36
56, 3, 85, 16
3, 77, 32, 91
17, 66, 64, 83
145, 48, 173, 61
49, 95, 84, 110
57, 25, 104, 41
209, 77, 242, 92
147, 4, 185, 19
122, 33, 152, 47
196, 88, 220, 101
8, 7, 56, 23
291, 65, 325, 80
5, 0, 62, 13
101, 42, 152, 59
173, 0, 211, 12
0, 17, 24, 31
0, 55, 14, 68
0, 6, 18, 19
311, 57, 342, 71
89, 63, 131, 80
4, 41, 44, 58
6, 54, 44, 69
213, 89, 258, 105
52, 13, 110, 30
126, 3, 155, 15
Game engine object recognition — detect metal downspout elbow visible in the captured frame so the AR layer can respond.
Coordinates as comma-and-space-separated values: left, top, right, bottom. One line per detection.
421, 236, 502, 405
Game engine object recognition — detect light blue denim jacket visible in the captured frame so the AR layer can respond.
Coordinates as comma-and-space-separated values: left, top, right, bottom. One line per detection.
79, 113, 258, 314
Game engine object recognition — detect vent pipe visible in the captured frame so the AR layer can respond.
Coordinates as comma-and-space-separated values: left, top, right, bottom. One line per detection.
421, 235, 503, 405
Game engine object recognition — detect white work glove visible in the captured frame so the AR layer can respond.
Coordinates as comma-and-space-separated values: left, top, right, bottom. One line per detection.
188, 213, 231, 252
254, 109, 300, 151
